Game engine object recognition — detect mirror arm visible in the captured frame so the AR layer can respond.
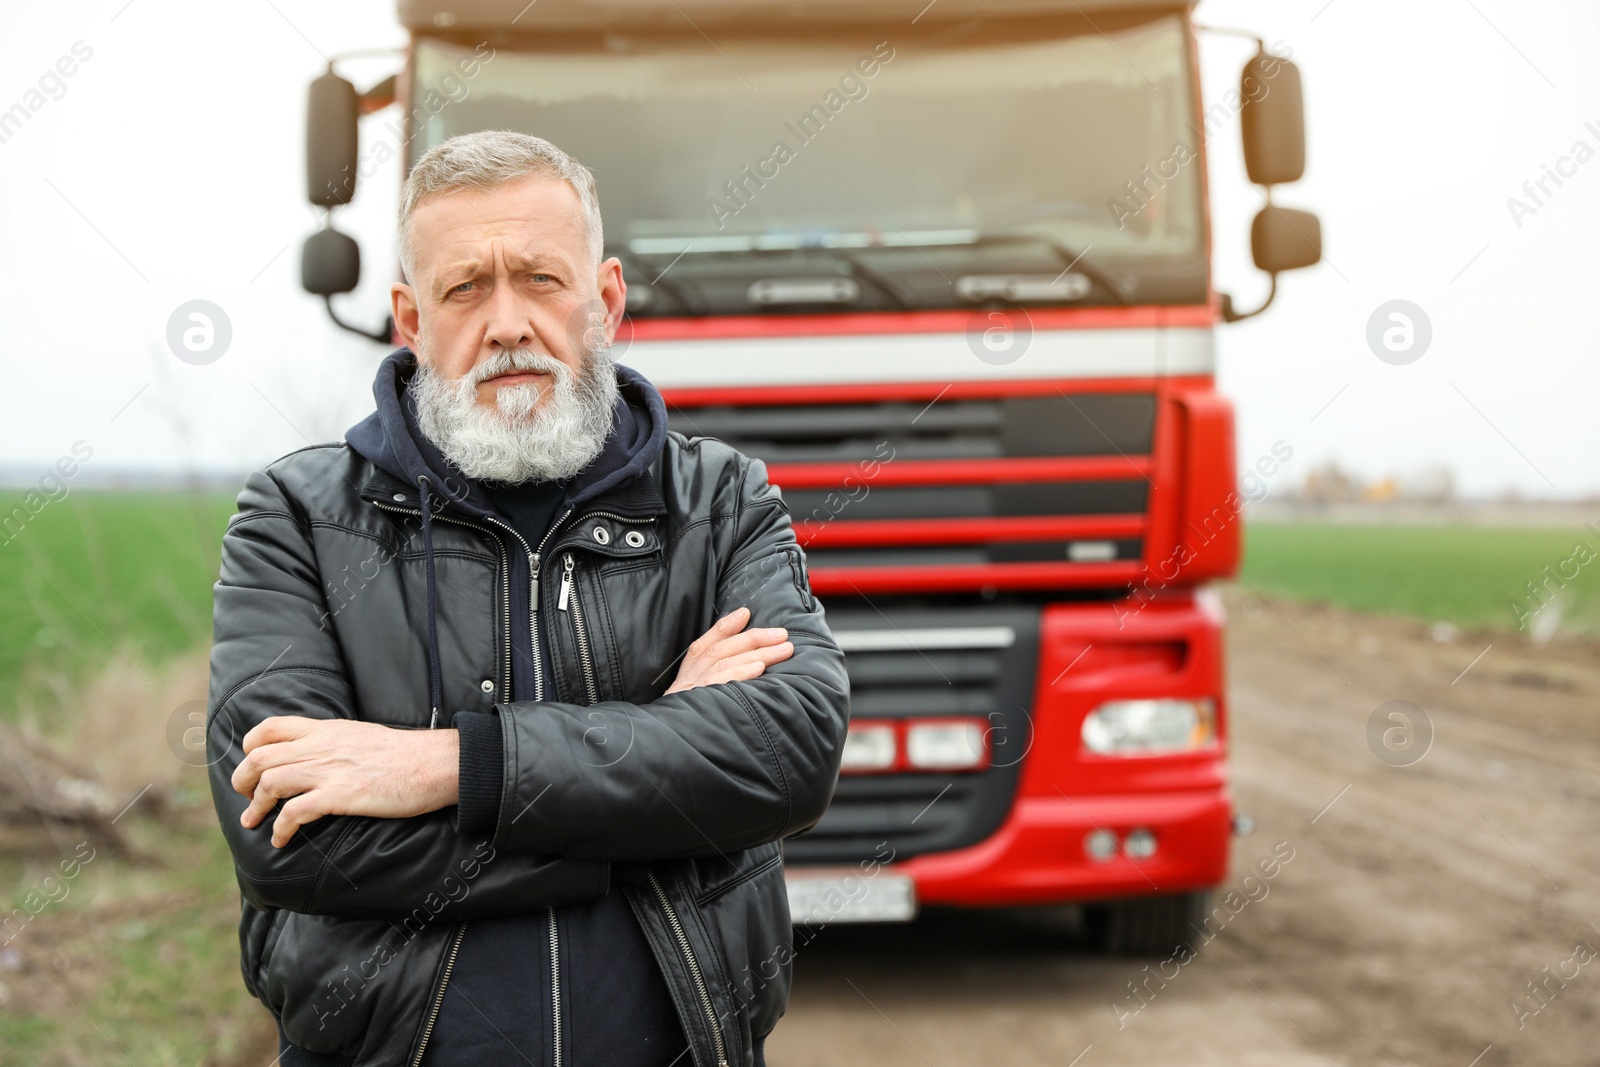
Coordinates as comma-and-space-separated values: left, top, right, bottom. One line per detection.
1191, 24, 1265, 49
323, 295, 393, 344
1222, 272, 1277, 323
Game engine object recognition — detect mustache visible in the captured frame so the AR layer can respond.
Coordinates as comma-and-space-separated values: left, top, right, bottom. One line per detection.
466, 349, 567, 388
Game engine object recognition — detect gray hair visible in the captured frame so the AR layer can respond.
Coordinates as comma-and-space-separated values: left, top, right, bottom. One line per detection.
398, 130, 604, 282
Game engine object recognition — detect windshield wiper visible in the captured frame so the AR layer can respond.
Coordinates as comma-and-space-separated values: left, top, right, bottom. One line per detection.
965, 234, 1133, 306
808, 247, 914, 310
612, 250, 707, 316
619, 245, 914, 312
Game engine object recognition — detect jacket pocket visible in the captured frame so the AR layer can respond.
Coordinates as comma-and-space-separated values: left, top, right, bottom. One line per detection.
693, 844, 792, 1047
694, 840, 783, 907
239, 903, 284, 1001
260, 912, 450, 1061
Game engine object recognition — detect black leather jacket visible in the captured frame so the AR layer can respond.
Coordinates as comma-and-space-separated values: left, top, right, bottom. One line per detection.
206, 352, 849, 1067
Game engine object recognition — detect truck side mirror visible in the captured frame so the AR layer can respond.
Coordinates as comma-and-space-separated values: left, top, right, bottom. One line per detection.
1251, 206, 1321, 274
1222, 47, 1318, 323
301, 227, 361, 295
307, 69, 358, 207
1240, 52, 1305, 186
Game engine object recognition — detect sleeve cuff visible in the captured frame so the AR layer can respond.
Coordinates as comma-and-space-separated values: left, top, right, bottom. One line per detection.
452, 710, 505, 837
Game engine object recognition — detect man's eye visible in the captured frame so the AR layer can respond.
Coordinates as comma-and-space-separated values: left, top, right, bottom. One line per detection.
532, 273, 553, 283
451, 281, 475, 295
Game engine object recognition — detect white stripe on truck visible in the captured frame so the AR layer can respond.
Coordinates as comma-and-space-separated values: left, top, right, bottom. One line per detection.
833, 626, 1018, 652
621, 326, 1212, 387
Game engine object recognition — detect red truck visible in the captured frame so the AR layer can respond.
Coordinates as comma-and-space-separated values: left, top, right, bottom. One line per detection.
299, 0, 1319, 953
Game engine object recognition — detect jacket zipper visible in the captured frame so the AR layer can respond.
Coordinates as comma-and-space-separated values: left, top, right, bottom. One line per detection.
503, 507, 575, 1061
527, 507, 575, 703
556, 510, 654, 706
557, 554, 600, 706
375, 497, 580, 1067
574, 510, 656, 525
549, 907, 563, 1066
409, 922, 466, 1067
648, 871, 731, 1067
376, 497, 658, 1067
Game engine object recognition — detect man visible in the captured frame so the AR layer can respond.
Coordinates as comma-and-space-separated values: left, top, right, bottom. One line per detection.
206, 129, 849, 1067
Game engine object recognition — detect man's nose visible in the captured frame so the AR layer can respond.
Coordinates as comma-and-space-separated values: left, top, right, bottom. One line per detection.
483, 285, 535, 350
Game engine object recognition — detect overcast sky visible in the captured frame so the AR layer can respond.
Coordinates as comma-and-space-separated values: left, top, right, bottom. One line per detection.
1, 0, 1595, 499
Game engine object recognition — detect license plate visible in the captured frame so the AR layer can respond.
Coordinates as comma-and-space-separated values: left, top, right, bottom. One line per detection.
784, 867, 917, 924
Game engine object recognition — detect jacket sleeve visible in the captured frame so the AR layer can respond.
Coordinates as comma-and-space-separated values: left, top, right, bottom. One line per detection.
489, 454, 850, 861
206, 464, 608, 920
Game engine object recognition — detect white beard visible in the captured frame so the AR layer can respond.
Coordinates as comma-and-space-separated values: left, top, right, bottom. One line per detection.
410, 337, 620, 484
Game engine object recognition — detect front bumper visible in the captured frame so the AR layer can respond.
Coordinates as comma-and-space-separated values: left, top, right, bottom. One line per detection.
892, 787, 1232, 906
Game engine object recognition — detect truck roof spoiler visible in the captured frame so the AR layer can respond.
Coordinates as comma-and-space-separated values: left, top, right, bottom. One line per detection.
396, 0, 1195, 32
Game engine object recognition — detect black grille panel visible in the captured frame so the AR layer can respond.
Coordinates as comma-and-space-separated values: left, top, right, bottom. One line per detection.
783, 479, 1148, 521
668, 393, 1155, 463
805, 538, 1143, 569
666, 389, 1154, 583
785, 604, 1041, 864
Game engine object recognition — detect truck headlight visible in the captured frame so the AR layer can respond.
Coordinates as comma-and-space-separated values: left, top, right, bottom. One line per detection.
1081, 698, 1216, 755
905, 720, 988, 771
840, 722, 897, 772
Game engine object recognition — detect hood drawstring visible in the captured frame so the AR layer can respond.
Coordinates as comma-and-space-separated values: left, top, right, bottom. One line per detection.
417, 475, 445, 729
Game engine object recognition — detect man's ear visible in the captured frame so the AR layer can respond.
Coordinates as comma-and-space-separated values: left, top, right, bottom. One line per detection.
596, 257, 627, 342
392, 282, 422, 351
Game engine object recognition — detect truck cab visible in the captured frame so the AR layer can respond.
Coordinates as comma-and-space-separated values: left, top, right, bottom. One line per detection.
301, 0, 1319, 953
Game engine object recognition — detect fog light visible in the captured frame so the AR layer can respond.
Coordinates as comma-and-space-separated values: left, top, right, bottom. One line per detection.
1084, 829, 1118, 863
1124, 828, 1157, 860
1082, 698, 1216, 755
840, 723, 896, 773
905, 720, 987, 770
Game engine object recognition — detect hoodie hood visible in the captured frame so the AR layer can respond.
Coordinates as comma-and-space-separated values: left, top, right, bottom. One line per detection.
346, 347, 669, 521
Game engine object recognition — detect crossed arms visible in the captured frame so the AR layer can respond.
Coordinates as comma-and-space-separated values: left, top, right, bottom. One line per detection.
206, 459, 848, 920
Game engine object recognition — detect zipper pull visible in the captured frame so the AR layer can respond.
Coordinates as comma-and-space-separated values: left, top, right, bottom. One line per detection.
429, 707, 439, 729
557, 554, 575, 612
530, 553, 541, 605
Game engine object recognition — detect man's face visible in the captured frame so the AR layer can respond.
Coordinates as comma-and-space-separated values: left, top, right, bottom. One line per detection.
392, 174, 626, 413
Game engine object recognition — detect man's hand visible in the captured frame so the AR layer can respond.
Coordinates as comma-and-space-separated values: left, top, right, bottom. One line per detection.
231, 717, 461, 848
665, 605, 794, 695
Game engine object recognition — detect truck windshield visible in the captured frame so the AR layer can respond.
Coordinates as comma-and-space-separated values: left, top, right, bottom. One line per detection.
410, 12, 1204, 315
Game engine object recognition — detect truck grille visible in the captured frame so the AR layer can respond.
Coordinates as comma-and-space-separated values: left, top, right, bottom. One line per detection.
664, 384, 1154, 594
782, 605, 1040, 865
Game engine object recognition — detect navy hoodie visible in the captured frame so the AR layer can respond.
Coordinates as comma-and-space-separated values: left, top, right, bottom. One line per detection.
281, 349, 689, 1067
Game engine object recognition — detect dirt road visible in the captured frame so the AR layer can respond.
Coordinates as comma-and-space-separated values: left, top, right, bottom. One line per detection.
768, 588, 1600, 1067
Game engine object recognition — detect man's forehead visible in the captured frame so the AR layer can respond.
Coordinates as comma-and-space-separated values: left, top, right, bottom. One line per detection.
413, 177, 588, 269
433, 239, 570, 276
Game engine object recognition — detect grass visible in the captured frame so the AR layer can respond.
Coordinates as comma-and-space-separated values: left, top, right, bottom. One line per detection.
4, 493, 1596, 727
0, 816, 275, 1066
1241, 521, 1600, 636
0, 490, 237, 725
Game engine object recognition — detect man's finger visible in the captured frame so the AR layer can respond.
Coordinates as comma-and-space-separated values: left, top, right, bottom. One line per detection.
232, 738, 306, 797
686, 607, 752, 658
242, 715, 318, 755
713, 642, 794, 675
239, 765, 312, 829
271, 793, 327, 849
719, 659, 772, 684
240, 778, 283, 830
707, 606, 749, 637
702, 626, 788, 663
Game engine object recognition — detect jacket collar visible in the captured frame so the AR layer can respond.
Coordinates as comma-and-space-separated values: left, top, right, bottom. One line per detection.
346, 348, 668, 522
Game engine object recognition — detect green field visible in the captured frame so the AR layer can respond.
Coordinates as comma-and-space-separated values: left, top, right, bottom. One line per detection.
3, 493, 1598, 723
0, 490, 237, 724
1241, 521, 1600, 636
